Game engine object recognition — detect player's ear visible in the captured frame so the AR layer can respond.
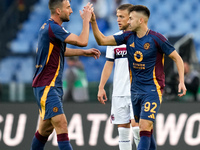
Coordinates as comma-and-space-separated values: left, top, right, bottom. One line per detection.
56, 7, 61, 15
139, 17, 144, 24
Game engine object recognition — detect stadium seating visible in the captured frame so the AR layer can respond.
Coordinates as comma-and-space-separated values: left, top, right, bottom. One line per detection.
2, 0, 200, 84
0, 57, 34, 83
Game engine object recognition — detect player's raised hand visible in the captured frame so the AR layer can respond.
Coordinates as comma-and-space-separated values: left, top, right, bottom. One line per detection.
178, 82, 187, 97
79, 2, 93, 21
97, 88, 108, 105
90, 11, 96, 23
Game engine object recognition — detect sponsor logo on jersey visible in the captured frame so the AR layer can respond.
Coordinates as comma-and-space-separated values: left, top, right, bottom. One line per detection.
144, 43, 150, 50
62, 27, 69, 33
35, 65, 43, 68
41, 23, 47, 29
148, 114, 155, 119
134, 51, 143, 62
114, 47, 127, 58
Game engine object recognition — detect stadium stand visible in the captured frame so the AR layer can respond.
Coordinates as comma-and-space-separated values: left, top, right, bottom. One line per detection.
0, 0, 200, 101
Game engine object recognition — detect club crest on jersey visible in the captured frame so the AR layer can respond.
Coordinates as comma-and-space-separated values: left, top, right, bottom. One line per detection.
143, 43, 150, 50
53, 107, 59, 113
111, 114, 115, 121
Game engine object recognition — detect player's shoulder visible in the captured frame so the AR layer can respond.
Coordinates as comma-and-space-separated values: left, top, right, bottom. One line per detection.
113, 30, 135, 36
149, 29, 167, 41
149, 30, 164, 37
107, 31, 125, 49
113, 31, 123, 35
48, 19, 59, 27
49, 19, 70, 33
48, 18, 63, 29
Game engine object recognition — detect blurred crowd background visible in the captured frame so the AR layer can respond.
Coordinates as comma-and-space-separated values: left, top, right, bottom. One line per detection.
0, 0, 200, 102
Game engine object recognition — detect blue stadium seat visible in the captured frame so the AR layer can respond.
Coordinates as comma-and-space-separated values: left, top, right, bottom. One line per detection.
66, 19, 82, 35
0, 57, 15, 83
16, 57, 34, 83
0, 57, 34, 83
6, 0, 200, 85
10, 39, 31, 53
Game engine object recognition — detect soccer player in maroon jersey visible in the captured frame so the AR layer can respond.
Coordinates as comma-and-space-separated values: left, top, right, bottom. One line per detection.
31, 0, 100, 150
91, 5, 186, 150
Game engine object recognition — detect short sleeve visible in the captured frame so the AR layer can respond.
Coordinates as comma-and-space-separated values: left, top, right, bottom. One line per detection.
51, 24, 71, 42
152, 32, 175, 56
114, 34, 127, 45
106, 46, 115, 61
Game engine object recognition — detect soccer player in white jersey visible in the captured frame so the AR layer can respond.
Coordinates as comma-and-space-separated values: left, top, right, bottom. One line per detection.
97, 4, 140, 150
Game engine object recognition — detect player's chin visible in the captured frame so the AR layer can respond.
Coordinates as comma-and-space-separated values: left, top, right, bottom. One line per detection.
62, 17, 70, 22
118, 26, 123, 30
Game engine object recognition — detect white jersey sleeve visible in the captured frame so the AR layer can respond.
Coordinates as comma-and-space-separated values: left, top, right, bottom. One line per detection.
106, 31, 131, 96
106, 45, 115, 60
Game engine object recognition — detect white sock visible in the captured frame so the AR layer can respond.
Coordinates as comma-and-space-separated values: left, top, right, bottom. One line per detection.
132, 126, 140, 148
118, 127, 132, 150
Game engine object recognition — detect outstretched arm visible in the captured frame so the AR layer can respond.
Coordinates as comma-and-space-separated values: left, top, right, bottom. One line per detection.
97, 61, 114, 104
90, 12, 117, 46
64, 2, 93, 47
64, 47, 101, 59
168, 50, 187, 97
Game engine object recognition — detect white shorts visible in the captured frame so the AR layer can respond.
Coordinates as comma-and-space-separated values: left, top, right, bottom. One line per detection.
110, 96, 134, 124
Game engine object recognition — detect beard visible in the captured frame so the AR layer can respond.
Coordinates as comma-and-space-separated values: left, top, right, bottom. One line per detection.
61, 17, 69, 22
60, 15, 70, 22
120, 24, 130, 31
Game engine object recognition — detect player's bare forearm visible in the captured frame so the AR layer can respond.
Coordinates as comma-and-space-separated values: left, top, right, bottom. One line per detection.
169, 51, 184, 83
90, 19, 105, 45
65, 48, 83, 56
65, 48, 101, 59
99, 61, 114, 89
90, 13, 117, 46
77, 18, 90, 46
78, 3, 93, 45
169, 50, 187, 96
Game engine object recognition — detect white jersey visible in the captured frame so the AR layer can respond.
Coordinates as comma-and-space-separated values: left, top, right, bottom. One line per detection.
106, 31, 131, 96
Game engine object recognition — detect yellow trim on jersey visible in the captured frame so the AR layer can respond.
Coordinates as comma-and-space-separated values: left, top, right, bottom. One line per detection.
146, 29, 150, 35
153, 67, 162, 103
40, 57, 61, 119
129, 68, 132, 84
40, 86, 51, 119
162, 54, 165, 66
46, 42, 54, 65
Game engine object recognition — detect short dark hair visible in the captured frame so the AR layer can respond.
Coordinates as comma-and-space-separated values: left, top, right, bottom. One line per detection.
48, 0, 71, 14
117, 4, 134, 11
129, 5, 150, 18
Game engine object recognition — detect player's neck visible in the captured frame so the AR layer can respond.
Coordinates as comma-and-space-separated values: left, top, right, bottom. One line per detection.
124, 29, 131, 32
124, 26, 132, 32
136, 26, 149, 38
51, 15, 62, 25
